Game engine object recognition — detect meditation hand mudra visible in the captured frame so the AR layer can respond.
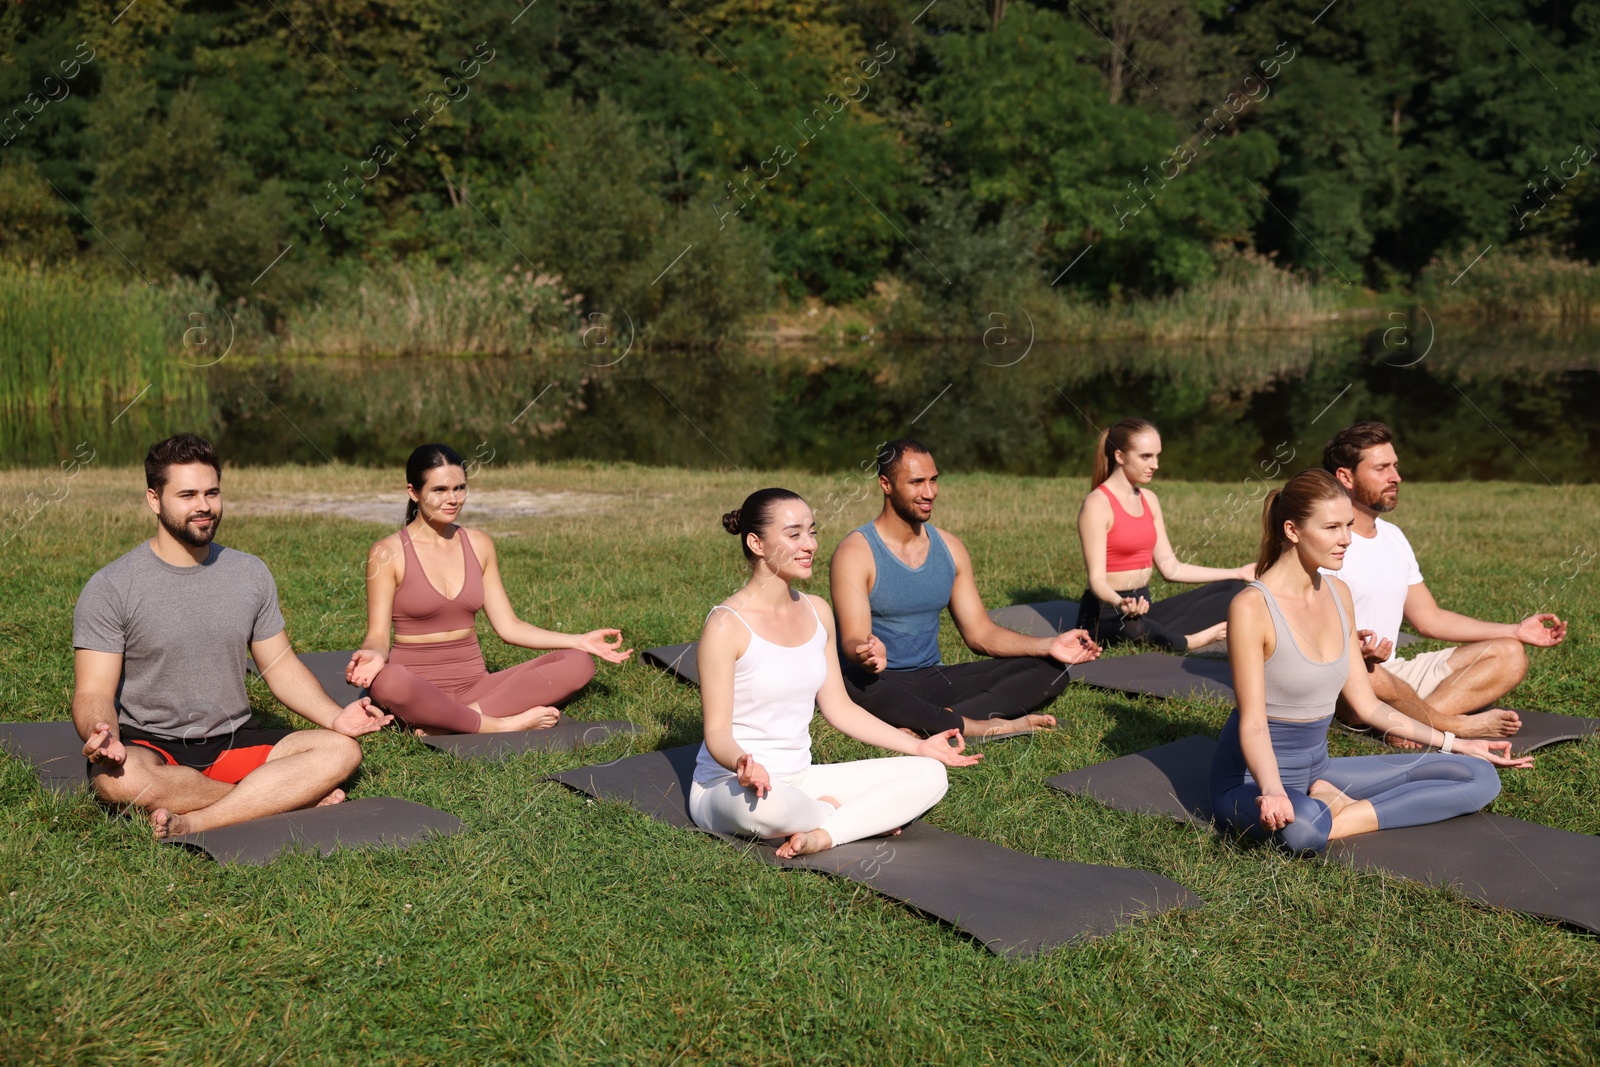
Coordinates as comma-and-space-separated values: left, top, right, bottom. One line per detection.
690, 488, 980, 859
1075, 417, 1256, 653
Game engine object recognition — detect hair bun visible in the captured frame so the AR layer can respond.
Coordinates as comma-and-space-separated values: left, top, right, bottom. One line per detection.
721, 510, 742, 535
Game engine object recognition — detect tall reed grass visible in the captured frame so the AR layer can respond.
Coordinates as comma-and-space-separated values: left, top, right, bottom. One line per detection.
0, 264, 199, 412
1112, 252, 1349, 340
882, 250, 1351, 342
0, 261, 580, 410
281, 261, 578, 357
6, 245, 1598, 415
1418, 248, 1600, 319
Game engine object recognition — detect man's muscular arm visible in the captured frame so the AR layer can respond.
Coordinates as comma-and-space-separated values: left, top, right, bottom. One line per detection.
829, 532, 885, 671
1404, 582, 1565, 646
251, 631, 391, 736
945, 532, 1099, 664
73, 648, 126, 764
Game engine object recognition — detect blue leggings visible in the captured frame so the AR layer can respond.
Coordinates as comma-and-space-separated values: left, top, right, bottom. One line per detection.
1209, 713, 1501, 853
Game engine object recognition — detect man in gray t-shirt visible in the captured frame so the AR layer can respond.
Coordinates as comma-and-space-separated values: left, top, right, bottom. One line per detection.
71, 434, 391, 839
74, 541, 287, 740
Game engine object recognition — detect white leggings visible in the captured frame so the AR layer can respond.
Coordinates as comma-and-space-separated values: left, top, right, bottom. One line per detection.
688, 756, 948, 848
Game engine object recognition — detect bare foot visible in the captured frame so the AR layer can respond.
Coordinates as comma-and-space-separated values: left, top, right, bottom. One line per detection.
775, 828, 833, 859
1185, 622, 1228, 651
962, 713, 1056, 738
1308, 779, 1356, 819
478, 706, 561, 733
1326, 797, 1379, 841
1459, 708, 1522, 738
150, 808, 191, 839
316, 788, 347, 807
1378, 731, 1423, 751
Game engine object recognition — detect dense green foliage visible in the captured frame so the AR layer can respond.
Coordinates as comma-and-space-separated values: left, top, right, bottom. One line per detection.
1, 465, 1597, 1063
3, 0, 1599, 336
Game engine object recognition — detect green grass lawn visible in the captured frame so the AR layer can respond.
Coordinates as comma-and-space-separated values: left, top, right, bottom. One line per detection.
2, 462, 1596, 1065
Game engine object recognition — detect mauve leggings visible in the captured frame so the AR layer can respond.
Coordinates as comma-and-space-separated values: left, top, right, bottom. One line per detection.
368, 636, 596, 733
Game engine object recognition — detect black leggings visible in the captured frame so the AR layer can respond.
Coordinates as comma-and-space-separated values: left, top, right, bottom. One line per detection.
842, 657, 1071, 736
1076, 580, 1246, 653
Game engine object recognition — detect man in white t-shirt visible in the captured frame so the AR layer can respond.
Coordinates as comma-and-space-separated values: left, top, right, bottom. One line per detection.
1321, 422, 1567, 739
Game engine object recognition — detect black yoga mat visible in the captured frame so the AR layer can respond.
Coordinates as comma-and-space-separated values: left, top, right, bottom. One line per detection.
1047, 736, 1600, 934
987, 600, 1416, 657
551, 744, 1201, 957
247, 649, 368, 706
1049, 735, 1217, 826
0, 721, 89, 793
168, 797, 464, 865
420, 719, 642, 760
642, 642, 700, 686
987, 600, 1078, 639
1491, 709, 1600, 753
1073, 651, 1236, 702
1071, 652, 1597, 754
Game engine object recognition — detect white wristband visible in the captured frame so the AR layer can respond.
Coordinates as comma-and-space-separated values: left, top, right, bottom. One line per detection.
1440, 731, 1455, 754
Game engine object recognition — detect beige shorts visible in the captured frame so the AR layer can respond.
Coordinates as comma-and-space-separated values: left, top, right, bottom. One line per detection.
1383, 647, 1456, 699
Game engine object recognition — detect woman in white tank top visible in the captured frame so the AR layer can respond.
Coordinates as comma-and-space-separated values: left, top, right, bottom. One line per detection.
691, 489, 982, 859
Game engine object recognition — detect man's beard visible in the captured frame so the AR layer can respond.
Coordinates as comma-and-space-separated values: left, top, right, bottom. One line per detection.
160, 507, 220, 547
889, 493, 929, 526
1358, 484, 1397, 514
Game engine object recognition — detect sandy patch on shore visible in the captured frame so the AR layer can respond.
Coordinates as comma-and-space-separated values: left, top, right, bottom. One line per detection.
236, 489, 613, 526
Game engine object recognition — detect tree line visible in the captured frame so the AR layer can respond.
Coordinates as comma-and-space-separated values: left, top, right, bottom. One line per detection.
2, 0, 1597, 342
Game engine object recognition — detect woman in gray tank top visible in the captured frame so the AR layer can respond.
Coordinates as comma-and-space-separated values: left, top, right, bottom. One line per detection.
1209, 470, 1530, 852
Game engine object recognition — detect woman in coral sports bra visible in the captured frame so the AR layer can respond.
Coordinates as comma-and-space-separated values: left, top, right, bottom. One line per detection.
1075, 418, 1256, 652
345, 444, 631, 734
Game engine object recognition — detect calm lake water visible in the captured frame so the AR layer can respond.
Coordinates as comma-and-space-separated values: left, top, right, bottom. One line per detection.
9, 320, 1600, 482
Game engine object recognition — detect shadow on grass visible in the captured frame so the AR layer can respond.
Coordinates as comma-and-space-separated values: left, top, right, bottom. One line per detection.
1096, 699, 1216, 758
660, 721, 706, 749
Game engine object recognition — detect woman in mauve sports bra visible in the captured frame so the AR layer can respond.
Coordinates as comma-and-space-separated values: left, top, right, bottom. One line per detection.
345, 444, 631, 734
1210, 469, 1529, 852
1075, 418, 1255, 652
690, 488, 981, 859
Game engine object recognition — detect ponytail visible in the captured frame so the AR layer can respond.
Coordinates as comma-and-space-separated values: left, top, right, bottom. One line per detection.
1255, 469, 1347, 576
1090, 429, 1113, 489
1256, 489, 1286, 579
1091, 418, 1158, 489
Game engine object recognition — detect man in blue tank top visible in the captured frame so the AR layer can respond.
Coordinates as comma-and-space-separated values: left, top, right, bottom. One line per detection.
830, 439, 1102, 737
